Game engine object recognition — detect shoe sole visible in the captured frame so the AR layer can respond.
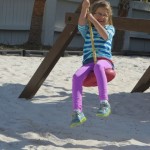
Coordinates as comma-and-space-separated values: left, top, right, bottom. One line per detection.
70, 117, 87, 128
96, 110, 111, 117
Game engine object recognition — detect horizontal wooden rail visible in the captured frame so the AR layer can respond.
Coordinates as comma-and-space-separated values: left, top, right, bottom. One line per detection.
65, 13, 150, 33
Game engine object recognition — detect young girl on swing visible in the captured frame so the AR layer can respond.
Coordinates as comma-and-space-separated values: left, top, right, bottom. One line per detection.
70, 0, 115, 128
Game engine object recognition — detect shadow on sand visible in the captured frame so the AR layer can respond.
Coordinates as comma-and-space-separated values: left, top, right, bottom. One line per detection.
0, 83, 150, 150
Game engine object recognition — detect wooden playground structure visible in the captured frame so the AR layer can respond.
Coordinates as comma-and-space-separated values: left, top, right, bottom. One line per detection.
19, 1, 150, 99
131, 66, 150, 93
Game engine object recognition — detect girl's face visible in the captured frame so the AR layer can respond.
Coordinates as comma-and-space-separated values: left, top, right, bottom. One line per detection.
93, 7, 109, 26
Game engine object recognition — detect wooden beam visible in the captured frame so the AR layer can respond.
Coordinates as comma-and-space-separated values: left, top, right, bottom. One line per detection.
19, 0, 102, 99
131, 66, 150, 93
113, 17, 150, 33
65, 13, 150, 33
19, 0, 150, 99
19, 24, 78, 99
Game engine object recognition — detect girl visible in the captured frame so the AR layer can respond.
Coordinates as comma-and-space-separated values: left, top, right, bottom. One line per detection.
70, 0, 115, 128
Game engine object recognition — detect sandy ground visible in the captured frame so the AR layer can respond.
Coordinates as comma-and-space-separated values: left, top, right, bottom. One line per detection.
0, 55, 150, 150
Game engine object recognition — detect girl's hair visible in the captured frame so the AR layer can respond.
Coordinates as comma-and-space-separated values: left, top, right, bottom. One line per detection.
90, 0, 113, 25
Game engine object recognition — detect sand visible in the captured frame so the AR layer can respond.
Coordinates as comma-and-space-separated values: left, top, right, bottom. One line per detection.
0, 55, 150, 150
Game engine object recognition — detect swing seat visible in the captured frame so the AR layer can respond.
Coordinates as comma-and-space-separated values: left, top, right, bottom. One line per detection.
83, 69, 116, 87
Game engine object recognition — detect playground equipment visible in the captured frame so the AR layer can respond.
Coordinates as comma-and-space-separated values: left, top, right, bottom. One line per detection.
19, 1, 150, 99
131, 66, 150, 93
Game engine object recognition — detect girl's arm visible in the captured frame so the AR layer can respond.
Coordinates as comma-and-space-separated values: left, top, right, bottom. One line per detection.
78, 0, 90, 25
87, 13, 109, 40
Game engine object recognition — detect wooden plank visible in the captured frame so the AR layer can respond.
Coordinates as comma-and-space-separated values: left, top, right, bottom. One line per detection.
19, 1, 84, 99
0, 50, 23, 56
113, 17, 150, 33
65, 13, 150, 33
19, 24, 78, 99
19, 1, 104, 99
131, 66, 150, 93
24, 50, 49, 57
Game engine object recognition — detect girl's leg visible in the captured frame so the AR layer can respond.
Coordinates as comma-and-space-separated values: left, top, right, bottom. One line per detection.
94, 60, 112, 101
72, 63, 94, 112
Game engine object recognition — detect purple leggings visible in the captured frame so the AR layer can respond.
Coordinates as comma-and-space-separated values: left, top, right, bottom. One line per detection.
72, 59, 113, 111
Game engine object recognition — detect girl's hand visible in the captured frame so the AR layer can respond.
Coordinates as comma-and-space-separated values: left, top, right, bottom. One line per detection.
82, 0, 90, 10
78, 0, 90, 25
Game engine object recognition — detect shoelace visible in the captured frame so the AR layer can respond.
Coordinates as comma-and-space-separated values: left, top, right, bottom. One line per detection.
72, 111, 80, 118
99, 103, 109, 110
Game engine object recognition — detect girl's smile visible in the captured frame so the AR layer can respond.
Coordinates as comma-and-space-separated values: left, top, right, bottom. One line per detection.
93, 7, 109, 26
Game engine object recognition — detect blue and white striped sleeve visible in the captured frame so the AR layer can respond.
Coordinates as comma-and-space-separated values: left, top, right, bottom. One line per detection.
78, 25, 88, 40
106, 25, 115, 40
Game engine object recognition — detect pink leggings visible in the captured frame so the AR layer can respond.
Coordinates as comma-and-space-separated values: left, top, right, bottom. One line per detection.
72, 60, 113, 111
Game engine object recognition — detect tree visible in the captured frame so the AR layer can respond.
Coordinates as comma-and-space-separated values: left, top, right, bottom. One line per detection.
27, 0, 46, 49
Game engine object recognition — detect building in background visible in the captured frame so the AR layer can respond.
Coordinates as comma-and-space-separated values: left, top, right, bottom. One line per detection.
0, 0, 150, 55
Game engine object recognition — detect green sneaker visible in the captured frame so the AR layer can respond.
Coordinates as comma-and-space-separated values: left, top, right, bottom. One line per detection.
96, 101, 111, 117
70, 111, 87, 128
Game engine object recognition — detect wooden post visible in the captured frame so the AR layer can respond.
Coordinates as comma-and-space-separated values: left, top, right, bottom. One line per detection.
131, 66, 150, 93
19, 24, 78, 99
19, 0, 99, 99
19, 1, 83, 99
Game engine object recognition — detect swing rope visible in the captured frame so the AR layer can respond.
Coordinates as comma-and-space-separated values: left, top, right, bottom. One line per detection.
88, 20, 97, 64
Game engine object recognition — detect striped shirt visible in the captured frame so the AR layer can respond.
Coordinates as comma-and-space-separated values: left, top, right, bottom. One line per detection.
78, 24, 115, 65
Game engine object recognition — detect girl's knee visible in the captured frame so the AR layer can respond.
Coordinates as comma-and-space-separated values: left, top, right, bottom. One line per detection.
94, 60, 112, 71
94, 62, 104, 70
72, 73, 83, 82
72, 73, 78, 80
